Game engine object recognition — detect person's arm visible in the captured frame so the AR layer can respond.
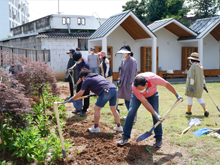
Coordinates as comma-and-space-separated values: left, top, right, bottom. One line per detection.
105, 58, 110, 77
74, 78, 82, 89
139, 97, 156, 115
72, 90, 85, 100
164, 81, 183, 100
139, 96, 162, 121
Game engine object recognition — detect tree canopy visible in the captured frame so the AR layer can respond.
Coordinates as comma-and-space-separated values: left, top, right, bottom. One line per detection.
187, 0, 220, 18
122, 0, 220, 23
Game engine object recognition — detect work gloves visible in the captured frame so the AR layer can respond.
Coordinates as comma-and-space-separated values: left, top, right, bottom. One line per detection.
190, 85, 194, 92
153, 112, 163, 122
175, 94, 183, 101
105, 73, 108, 78
73, 84, 78, 89
117, 78, 121, 87
190, 78, 194, 92
66, 97, 74, 103
203, 84, 208, 93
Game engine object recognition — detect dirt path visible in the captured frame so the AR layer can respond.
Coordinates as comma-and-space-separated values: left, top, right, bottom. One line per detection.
57, 83, 192, 165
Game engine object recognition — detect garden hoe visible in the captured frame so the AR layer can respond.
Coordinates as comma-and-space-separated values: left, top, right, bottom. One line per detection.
204, 87, 220, 112
54, 94, 96, 163
178, 117, 202, 135
136, 99, 183, 142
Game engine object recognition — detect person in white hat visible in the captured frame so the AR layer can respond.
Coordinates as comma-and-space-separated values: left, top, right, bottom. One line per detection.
185, 52, 209, 117
116, 45, 138, 122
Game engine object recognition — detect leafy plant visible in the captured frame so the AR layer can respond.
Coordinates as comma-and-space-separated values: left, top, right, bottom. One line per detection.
35, 115, 50, 137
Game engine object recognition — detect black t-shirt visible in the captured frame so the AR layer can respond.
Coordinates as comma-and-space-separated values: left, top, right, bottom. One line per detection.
81, 73, 116, 96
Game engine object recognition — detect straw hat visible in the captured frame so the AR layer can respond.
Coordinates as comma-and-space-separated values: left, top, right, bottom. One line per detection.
188, 52, 200, 62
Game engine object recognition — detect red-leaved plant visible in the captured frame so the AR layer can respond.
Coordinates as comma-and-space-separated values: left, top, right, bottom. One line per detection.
0, 69, 32, 114
17, 61, 60, 113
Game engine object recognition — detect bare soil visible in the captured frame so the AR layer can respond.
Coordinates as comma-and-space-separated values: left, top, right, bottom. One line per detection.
57, 82, 192, 165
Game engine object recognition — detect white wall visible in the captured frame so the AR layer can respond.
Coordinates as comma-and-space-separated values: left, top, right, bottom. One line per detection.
203, 33, 219, 69
107, 25, 152, 72
0, 0, 10, 39
155, 28, 182, 71
41, 38, 79, 79
51, 15, 106, 30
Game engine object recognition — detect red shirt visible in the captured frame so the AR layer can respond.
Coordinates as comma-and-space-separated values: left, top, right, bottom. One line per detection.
132, 72, 166, 99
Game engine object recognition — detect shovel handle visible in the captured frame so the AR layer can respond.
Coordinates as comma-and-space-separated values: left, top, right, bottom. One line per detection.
154, 99, 183, 128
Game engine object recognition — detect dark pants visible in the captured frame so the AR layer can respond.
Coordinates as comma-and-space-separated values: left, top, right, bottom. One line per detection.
69, 81, 74, 97
77, 81, 90, 113
123, 92, 162, 139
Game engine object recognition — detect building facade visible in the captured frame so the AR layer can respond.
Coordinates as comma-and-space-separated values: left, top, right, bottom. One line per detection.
0, 0, 29, 39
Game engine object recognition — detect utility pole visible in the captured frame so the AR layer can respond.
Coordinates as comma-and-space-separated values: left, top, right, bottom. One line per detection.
58, 0, 60, 14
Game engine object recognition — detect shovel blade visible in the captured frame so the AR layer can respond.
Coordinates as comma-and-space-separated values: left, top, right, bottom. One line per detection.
136, 131, 152, 142
193, 127, 210, 137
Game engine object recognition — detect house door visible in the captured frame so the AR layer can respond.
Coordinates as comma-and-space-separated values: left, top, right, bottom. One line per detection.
140, 47, 159, 73
182, 47, 198, 70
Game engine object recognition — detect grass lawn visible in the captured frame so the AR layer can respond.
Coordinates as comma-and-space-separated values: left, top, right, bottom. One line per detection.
90, 82, 220, 164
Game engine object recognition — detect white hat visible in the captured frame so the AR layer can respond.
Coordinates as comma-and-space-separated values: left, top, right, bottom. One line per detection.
116, 48, 131, 54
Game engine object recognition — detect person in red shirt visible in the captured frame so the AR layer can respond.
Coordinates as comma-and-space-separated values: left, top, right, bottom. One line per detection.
117, 72, 183, 147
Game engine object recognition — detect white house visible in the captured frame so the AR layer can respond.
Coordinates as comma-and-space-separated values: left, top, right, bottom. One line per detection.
89, 11, 220, 80
88, 10, 157, 80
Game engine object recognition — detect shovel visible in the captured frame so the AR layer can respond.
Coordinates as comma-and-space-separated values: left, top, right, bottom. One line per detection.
193, 127, 220, 137
178, 117, 202, 135
136, 99, 183, 142
53, 93, 96, 162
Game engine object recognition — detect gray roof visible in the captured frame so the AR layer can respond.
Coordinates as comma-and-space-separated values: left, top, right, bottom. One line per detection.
37, 33, 91, 39
0, 33, 38, 42
148, 18, 173, 31
189, 16, 220, 38
89, 10, 130, 40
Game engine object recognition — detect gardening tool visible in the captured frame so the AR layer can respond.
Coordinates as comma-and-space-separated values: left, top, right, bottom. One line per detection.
193, 127, 220, 137
178, 117, 202, 135
204, 86, 220, 112
57, 93, 97, 105
53, 93, 96, 162
54, 102, 68, 163
136, 99, 183, 142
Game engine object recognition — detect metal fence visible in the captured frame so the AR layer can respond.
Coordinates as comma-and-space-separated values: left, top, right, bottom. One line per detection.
0, 45, 50, 67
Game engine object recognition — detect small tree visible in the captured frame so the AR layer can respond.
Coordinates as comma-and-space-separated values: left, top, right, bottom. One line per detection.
0, 69, 33, 154
17, 61, 60, 114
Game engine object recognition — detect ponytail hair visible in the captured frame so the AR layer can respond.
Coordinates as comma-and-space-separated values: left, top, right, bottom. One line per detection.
122, 45, 133, 57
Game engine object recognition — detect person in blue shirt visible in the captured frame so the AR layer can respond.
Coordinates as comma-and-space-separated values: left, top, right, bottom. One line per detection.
72, 51, 90, 117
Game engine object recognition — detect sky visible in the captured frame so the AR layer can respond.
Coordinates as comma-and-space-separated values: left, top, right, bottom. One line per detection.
27, 0, 129, 21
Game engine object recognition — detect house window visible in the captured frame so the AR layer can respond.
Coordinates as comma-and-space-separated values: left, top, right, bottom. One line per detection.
66, 17, 70, 25
77, 18, 81, 25
78, 39, 88, 50
82, 18, 85, 25
62, 17, 66, 25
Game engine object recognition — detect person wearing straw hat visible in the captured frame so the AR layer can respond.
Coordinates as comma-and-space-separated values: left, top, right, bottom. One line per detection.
185, 52, 209, 117
116, 45, 138, 122
98, 50, 113, 82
